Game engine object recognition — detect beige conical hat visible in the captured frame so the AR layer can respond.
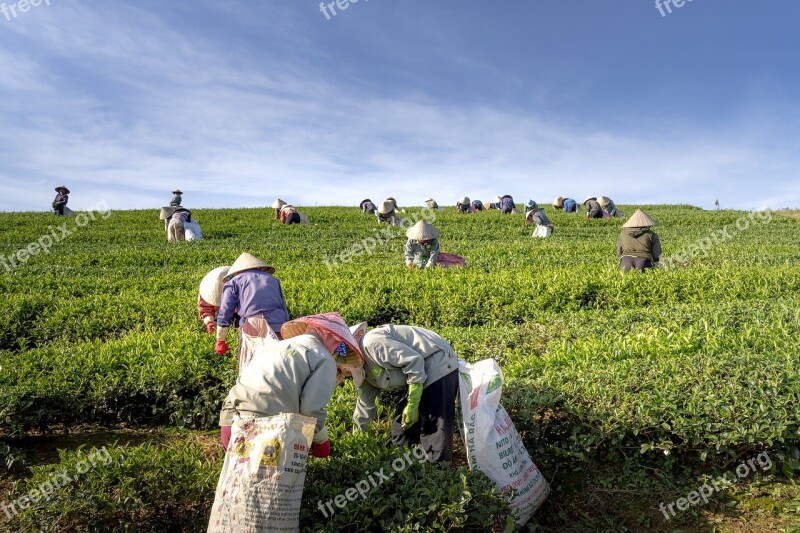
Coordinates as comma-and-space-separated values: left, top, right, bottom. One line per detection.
494, 196, 502, 204
199, 266, 231, 307
406, 220, 439, 240
553, 197, 564, 208
224, 253, 275, 280
598, 196, 612, 207
272, 198, 286, 209
622, 209, 658, 228
378, 201, 394, 215
459, 196, 470, 205
424, 197, 433, 202
281, 312, 364, 368
583, 196, 597, 205
55, 185, 70, 194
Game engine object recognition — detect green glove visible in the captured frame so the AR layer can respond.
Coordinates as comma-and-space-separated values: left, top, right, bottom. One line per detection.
401, 383, 424, 429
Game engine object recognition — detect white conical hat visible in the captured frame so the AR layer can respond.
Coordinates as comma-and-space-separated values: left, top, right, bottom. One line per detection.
583, 196, 597, 205
405, 220, 439, 240
425, 197, 433, 202
598, 196, 612, 207
199, 266, 231, 307
494, 196, 502, 204
225, 253, 276, 281
622, 209, 658, 228
378, 201, 395, 215
553, 196, 564, 207
272, 198, 286, 209
459, 196, 470, 205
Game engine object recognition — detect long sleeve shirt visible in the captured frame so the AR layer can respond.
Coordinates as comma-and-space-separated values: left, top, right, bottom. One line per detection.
53, 193, 68, 207
404, 238, 440, 268
217, 270, 289, 332
219, 334, 336, 443
353, 325, 458, 430
617, 228, 662, 262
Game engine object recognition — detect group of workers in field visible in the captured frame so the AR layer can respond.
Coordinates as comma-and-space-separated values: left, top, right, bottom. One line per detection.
198, 252, 461, 465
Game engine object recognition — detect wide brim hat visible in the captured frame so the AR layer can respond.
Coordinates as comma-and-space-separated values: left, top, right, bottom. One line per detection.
199, 266, 231, 307
406, 220, 439, 240
172, 189, 182, 194
378, 201, 395, 215
272, 199, 287, 209
349, 321, 368, 342
281, 312, 364, 368
598, 196, 612, 207
459, 196, 470, 205
494, 196, 502, 204
623, 209, 658, 228
224, 252, 276, 281
583, 196, 597, 205
55, 186, 70, 194
553, 196, 564, 207
424, 197, 433, 202
525, 199, 537, 207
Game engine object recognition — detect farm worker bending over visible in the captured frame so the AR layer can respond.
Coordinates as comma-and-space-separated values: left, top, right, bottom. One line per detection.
215, 253, 290, 361
455, 196, 473, 213
583, 197, 604, 219
52, 185, 69, 216
554, 197, 579, 213
599, 196, 623, 218
617, 209, 662, 272
166, 207, 192, 242
170, 189, 182, 207
471, 199, 484, 211
527, 207, 555, 238
272, 198, 286, 219
360, 198, 377, 215
425, 197, 439, 210
198, 266, 240, 334
376, 201, 405, 226
404, 220, 466, 269
280, 204, 310, 225
346, 322, 459, 463
218, 313, 363, 458
499, 194, 517, 215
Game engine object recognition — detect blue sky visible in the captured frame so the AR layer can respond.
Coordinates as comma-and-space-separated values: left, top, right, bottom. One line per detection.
1, 0, 798, 212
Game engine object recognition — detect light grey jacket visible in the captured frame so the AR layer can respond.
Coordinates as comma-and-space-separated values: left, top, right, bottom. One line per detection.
219, 334, 336, 443
353, 325, 458, 430
404, 238, 440, 268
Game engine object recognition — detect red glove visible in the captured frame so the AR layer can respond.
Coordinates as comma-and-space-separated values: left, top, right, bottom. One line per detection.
206, 321, 216, 334
220, 426, 231, 451
311, 440, 330, 458
215, 340, 229, 356
406, 263, 413, 269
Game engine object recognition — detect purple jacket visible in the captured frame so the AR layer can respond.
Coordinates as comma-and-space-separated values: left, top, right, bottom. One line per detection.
217, 270, 289, 332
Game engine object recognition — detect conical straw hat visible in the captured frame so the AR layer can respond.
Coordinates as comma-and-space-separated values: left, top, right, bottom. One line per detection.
199, 266, 231, 307
272, 198, 286, 209
459, 196, 470, 205
55, 185, 70, 194
553, 197, 564, 208
281, 312, 364, 368
424, 197, 433, 202
598, 196, 612, 207
378, 201, 394, 215
622, 209, 658, 228
405, 220, 439, 240
172, 189, 182, 194
583, 196, 597, 205
494, 196, 502, 204
224, 252, 276, 280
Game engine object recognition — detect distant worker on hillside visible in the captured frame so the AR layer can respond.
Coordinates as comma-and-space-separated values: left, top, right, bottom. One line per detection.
345, 321, 459, 463
272, 198, 287, 219
404, 220, 465, 269
280, 204, 310, 225
198, 266, 238, 334
166, 207, 192, 242
486, 199, 499, 210
170, 189, 183, 207
553, 197, 579, 213
527, 206, 554, 237
617, 209, 662, 272
499, 194, 517, 215
425, 197, 439, 210
52, 185, 70, 216
455, 196, 473, 214
215, 253, 290, 365
583, 197, 604, 219
524, 199, 537, 213
599, 196, 623, 218
377, 201, 405, 226
471, 199, 484, 211
360, 199, 377, 215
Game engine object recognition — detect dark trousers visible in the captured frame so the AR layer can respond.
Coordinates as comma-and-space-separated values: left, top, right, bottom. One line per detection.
54, 205, 65, 216
619, 256, 653, 272
286, 212, 301, 224
391, 370, 459, 463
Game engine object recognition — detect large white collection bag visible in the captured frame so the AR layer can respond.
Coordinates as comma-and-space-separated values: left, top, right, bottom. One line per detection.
184, 220, 203, 241
458, 358, 550, 526
208, 413, 316, 533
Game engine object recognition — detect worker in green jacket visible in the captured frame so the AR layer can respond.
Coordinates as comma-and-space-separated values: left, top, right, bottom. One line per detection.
617, 209, 662, 271
347, 322, 459, 463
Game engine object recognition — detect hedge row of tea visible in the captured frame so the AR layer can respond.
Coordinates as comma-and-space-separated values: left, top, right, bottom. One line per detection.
1, 204, 797, 530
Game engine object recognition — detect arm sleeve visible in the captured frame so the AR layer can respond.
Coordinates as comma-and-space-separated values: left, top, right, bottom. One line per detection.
299, 350, 337, 443
353, 380, 380, 431
219, 395, 236, 426
198, 295, 217, 321
404, 240, 415, 264
216, 282, 238, 328
652, 233, 662, 262
426, 240, 440, 268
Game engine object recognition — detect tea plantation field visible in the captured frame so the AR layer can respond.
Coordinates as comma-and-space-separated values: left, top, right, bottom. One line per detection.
1, 204, 799, 532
